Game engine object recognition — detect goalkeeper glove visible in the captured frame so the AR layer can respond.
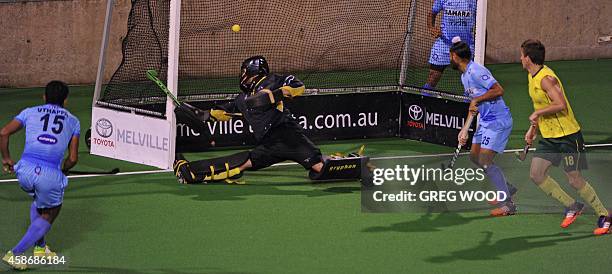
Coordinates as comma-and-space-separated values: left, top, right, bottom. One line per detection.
210, 109, 232, 122
280, 85, 305, 98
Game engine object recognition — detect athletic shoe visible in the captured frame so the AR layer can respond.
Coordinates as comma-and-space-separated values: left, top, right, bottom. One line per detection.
593, 214, 611, 236
2, 251, 27, 271
488, 182, 519, 206
33, 245, 57, 258
490, 201, 517, 217
561, 202, 584, 228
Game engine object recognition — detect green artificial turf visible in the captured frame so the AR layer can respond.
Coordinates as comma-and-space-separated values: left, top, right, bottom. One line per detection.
1, 59, 611, 273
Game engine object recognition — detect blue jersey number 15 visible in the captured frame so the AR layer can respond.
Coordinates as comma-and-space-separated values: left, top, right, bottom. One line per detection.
41, 114, 65, 134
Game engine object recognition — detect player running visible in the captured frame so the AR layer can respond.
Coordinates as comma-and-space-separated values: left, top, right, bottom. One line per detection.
450, 37, 517, 217
1, 81, 80, 270
424, 0, 476, 90
173, 56, 370, 184
520, 39, 611, 235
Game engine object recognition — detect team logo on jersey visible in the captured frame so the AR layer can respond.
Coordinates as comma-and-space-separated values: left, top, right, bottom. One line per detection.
96, 118, 113, 138
37, 134, 58, 145
465, 87, 477, 97
408, 105, 424, 121
481, 75, 490, 81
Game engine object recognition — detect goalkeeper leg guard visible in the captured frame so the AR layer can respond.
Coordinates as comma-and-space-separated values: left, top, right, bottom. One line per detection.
185, 151, 250, 184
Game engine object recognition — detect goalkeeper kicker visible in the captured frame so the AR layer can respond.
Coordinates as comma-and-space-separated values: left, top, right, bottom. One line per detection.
172, 56, 372, 185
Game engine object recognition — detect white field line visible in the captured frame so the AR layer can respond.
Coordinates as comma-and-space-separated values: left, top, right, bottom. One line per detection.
1, 143, 611, 183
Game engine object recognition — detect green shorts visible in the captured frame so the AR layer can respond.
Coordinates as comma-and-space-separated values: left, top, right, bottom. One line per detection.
534, 131, 587, 172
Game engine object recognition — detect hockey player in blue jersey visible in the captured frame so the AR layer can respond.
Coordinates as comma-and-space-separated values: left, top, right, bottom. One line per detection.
450, 37, 518, 216
425, 0, 477, 90
1, 81, 80, 270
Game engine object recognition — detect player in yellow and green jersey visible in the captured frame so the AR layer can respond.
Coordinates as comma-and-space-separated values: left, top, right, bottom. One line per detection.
520, 39, 610, 235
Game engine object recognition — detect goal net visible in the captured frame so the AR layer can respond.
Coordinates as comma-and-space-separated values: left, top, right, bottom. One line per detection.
91, 0, 486, 168
96, 0, 485, 115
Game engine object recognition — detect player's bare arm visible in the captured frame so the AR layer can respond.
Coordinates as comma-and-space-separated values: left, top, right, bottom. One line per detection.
528, 76, 567, 125
61, 136, 79, 172
457, 112, 475, 146
0, 119, 23, 173
427, 11, 441, 38
469, 82, 504, 112
524, 124, 537, 145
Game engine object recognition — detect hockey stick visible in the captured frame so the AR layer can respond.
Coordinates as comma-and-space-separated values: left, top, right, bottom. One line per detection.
146, 70, 180, 105
515, 125, 537, 162
145, 70, 242, 119
64, 168, 120, 175
441, 114, 475, 169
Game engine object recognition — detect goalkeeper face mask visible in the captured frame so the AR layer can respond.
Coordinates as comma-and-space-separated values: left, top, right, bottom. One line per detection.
240, 70, 255, 93
240, 56, 269, 93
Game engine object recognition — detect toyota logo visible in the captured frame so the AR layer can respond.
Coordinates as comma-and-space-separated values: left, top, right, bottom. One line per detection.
96, 118, 113, 138
408, 105, 424, 121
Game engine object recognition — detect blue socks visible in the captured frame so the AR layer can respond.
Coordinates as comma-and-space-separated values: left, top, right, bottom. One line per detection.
485, 164, 511, 202
12, 215, 51, 255
30, 202, 46, 248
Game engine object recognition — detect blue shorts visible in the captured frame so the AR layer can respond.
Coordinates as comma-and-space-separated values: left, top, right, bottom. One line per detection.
429, 38, 475, 66
473, 118, 513, 153
15, 159, 68, 209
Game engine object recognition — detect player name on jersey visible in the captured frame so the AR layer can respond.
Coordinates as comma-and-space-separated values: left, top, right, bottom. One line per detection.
444, 9, 472, 17
37, 107, 67, 116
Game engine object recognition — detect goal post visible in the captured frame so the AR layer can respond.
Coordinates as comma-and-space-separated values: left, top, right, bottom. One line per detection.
474, 0, 487, 65
91, 0, 177, 170
164, 0, 181, 168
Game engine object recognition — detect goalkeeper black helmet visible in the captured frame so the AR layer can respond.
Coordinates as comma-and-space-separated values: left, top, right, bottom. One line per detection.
240, 56, 269, 93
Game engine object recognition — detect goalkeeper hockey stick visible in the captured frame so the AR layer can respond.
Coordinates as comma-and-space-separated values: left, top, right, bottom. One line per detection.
442, 114, 475, 169
146, 70, 180, 105
64, 168, 120, 175
145, 70, 242, 119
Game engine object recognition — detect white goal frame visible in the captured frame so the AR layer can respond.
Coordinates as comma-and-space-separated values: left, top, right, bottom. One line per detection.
91, 0, 181, 169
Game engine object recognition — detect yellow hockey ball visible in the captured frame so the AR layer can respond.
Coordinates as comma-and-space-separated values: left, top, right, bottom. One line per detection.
231, 24, 241, 32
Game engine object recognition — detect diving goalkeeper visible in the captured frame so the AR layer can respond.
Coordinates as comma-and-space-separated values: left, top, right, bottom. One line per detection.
173, 56, 370, 184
